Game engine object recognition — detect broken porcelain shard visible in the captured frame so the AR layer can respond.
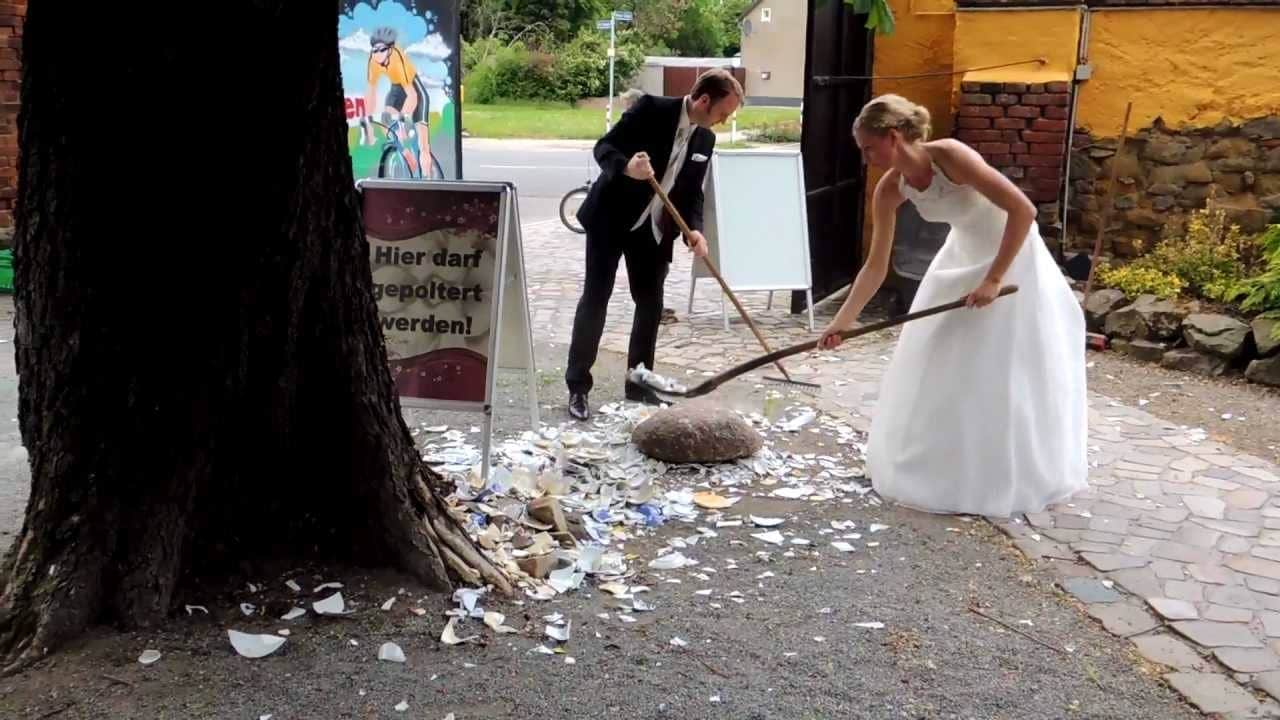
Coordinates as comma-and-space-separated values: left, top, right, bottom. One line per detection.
313, 593, 353, 616
452, 587, 486, 613
378, 642, 407, 663
281, 607, 306, 621
778, 408, 817, 431
138, 649, 162, 665
772, 486, 814, 500
751, 530, 785, 546
548, 565, 585, 594
649, 551, 694, 570
441, 617, 478, 645
628, 364, 687, 394
693, 492, 739, 510
484, 611, 519, 634
228, 630, 287, 659
545, 620, 572, 643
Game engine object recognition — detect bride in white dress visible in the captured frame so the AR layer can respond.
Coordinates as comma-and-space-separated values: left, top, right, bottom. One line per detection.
819, 94, 1087, 517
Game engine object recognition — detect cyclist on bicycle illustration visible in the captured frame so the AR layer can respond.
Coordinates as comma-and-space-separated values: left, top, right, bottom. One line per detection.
361, 26, 433, 178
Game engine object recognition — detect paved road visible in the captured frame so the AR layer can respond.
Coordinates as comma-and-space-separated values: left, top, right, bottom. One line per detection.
461, 138, 594, 225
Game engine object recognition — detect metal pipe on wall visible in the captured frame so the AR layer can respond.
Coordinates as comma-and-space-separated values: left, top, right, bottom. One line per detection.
1058, 7, 1092, 265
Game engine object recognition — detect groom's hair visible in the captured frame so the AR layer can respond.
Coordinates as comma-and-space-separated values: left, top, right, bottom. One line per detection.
691, 69, 744, 105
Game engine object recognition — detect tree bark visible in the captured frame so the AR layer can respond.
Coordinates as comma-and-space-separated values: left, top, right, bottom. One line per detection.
0, 1, 506, 674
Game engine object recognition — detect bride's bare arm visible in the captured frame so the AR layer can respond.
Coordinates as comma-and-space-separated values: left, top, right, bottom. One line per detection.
818, 171, 905, 348
932, 139, 1037, 292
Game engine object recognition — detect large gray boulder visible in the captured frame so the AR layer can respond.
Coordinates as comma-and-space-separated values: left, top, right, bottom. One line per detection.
1106, 294, 1187, 341
632, 403, 762, 464
1162, 349, 1228, 377
1113, 339, 1168, 363
1183, 314, 1251, 359
1085, 288, 1128, 332
1246, 356, 1280, 388
1254, 316, 1280, 358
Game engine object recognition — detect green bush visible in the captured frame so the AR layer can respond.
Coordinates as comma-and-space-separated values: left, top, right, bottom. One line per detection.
549, 30, 644, 103
464, 33, 645, 105
461, 37, 504, 77
1221, 224, 1280, 341
751, 120, 803, 144
464, 41, 557, 104
1100, 204, 1256, 303
1097, 264, 1186, 300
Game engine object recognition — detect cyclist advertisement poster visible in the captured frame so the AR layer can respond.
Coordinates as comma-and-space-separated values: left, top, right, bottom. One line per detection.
339, 0, 460, 181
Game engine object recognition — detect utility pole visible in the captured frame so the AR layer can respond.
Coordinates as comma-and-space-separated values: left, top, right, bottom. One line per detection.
599, 10, 633, 132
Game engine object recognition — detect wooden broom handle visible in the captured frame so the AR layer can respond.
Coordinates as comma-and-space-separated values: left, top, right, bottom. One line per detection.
645, 175, 794, 382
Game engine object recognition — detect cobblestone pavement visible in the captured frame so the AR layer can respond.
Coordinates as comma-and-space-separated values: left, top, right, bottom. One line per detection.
521, 217, 1280, 716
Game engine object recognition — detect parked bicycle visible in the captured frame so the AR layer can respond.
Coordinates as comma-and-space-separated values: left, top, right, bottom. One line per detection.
361, 115, 445, 180
561, 90, 643, 234
560, 158, 596, 234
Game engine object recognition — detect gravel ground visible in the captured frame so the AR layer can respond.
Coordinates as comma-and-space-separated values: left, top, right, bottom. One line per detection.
0, 338, 1202, 719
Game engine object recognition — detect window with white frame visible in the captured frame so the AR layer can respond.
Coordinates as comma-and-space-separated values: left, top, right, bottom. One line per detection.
761, 7, 772, 23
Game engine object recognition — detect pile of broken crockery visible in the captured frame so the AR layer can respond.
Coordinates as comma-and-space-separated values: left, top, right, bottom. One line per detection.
426, 399, 876, 636
145, 398, 881, 698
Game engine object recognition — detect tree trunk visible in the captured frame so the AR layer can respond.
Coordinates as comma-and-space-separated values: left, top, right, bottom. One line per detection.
0, 2, 507, 674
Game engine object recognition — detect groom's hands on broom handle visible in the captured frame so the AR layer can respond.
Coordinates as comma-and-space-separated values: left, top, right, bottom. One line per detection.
627, 152, 706, 257
625, 152, 654, 181
683, 229, 709, 258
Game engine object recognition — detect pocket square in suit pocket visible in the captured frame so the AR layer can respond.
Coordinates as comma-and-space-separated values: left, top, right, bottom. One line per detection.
691, 153, 709, 162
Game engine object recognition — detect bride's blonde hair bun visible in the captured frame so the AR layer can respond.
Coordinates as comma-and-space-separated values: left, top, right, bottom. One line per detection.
854, 94, 932, 142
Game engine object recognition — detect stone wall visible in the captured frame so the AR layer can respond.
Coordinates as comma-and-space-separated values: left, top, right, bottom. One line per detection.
0, 1, 25, 238
1067, 116, 1280, 256
956, 80, 1072, 234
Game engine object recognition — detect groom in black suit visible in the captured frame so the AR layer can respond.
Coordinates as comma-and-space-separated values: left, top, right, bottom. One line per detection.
565, 69, 743, 420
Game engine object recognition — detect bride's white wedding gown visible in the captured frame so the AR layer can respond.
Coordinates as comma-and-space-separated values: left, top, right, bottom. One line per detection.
865, 161, 1088, 517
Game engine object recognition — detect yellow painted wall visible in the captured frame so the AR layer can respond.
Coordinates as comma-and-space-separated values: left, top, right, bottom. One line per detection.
1079, 8, 1280, 134
851, 4, 1280, 265
871, 0, 956, 138
952, 8, 1080, 93
863, 0, 957, 255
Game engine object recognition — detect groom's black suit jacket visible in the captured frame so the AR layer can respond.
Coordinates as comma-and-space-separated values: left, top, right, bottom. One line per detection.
575, 94, 716, 262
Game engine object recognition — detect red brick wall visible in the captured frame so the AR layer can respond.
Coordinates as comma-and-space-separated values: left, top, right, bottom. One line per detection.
955, 80, 1072, 236
0, 1, 24, 232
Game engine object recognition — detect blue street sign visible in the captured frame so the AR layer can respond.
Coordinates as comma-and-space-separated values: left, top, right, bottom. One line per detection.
614, 10, 633, 22
597, 19, 613, 30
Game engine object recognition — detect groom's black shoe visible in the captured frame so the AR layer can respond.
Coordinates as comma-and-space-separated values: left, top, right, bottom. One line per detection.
568, 392, 590, 421
625, 381, 670, 407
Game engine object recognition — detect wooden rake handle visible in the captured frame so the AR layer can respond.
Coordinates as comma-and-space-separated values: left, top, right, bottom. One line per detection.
657, 285, 1021, 399
645, 175, 793, 382
709, 285, 1021, 389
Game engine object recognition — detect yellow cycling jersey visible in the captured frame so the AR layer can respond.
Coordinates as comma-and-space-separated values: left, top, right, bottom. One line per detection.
368, 47, 417, 88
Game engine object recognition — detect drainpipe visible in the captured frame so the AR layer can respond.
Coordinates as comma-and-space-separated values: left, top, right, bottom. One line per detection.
1059, 6, 1092, 265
